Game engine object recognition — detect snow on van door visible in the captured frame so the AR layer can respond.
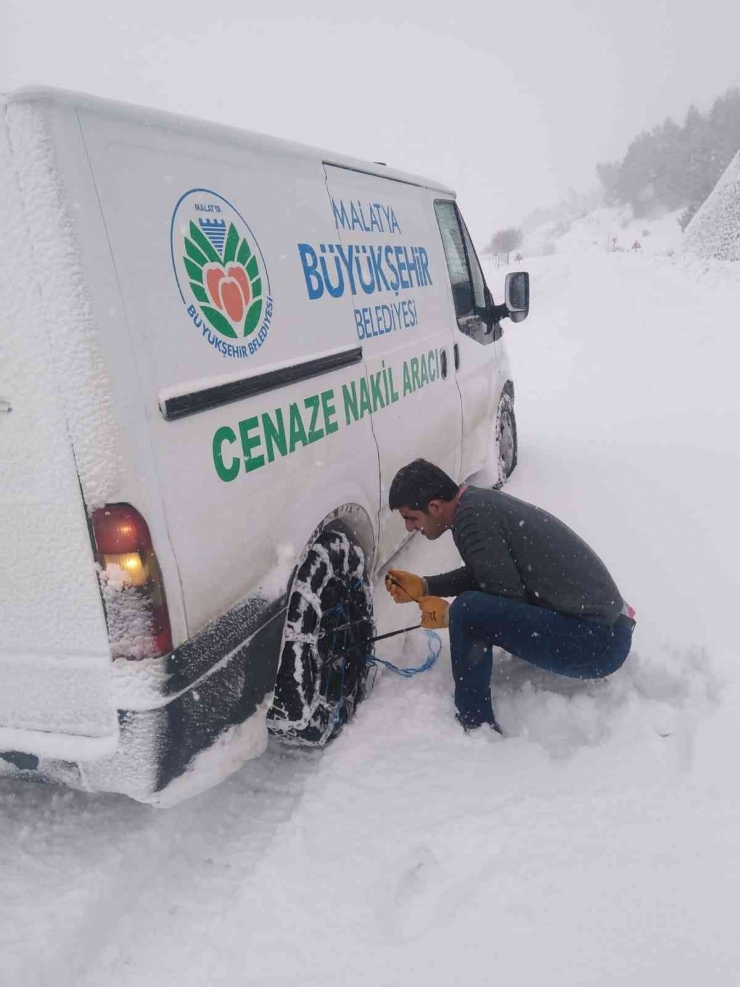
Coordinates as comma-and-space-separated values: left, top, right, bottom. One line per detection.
323, 167, 463, 563
432, 198, 503, 480
0, 99, 117, 759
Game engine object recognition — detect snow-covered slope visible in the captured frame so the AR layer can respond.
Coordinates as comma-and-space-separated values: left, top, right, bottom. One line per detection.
684, 148, 740, 261
2, 243, 740, 986
523, 204, 684, 259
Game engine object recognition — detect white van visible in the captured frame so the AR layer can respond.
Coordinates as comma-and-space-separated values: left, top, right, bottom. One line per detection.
0, 87, 529, 804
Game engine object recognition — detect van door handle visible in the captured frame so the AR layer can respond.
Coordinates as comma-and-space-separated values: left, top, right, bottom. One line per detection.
453, 343, 460, 370
440, 349, 448, 379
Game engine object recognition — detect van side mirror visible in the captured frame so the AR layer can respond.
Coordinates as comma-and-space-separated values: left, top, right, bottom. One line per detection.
505, 271, 529, 324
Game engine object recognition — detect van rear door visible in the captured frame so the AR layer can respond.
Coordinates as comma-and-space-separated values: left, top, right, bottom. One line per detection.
0, 101, 117, 760
323, 166, 463, 563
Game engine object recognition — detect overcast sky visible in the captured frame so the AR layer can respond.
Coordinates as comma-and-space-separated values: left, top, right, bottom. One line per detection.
3, 0, 740, 246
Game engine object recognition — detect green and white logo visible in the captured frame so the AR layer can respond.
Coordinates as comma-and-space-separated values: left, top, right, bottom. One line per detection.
171, 189, 273, 359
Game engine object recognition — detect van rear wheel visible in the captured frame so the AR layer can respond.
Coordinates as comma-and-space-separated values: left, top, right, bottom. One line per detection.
267, 530, 375, 747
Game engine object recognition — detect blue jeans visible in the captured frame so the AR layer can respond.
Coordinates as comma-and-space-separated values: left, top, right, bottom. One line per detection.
448, 591, 633, 729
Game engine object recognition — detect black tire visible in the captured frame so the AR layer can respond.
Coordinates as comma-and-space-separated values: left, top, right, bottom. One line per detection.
267, 530, 375, 747
493, 390, 518, 488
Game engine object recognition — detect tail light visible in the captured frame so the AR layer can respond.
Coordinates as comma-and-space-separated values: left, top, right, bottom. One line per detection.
91, 504, 173, 658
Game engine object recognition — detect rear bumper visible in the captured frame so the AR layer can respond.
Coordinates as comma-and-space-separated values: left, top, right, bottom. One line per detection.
0, 728, 117, 763
0, 594, 287, 803
0, 651, 118, 760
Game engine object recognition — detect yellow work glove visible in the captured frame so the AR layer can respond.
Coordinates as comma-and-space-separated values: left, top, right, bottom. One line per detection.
385, 569, 425, 604
418, 596, 449, 629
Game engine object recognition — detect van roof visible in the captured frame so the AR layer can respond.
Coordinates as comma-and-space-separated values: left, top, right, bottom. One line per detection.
4, 85, 456, 196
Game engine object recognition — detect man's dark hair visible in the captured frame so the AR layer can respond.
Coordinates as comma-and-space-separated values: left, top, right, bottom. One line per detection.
388, 459, 459, 512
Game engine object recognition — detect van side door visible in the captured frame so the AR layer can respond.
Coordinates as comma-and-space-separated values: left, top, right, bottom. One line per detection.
80, 112, 383, 636
433, 198, 505, 480
323, 167, 464, 564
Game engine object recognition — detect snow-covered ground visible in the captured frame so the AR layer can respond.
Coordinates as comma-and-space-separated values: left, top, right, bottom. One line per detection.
3, 243, 740, 986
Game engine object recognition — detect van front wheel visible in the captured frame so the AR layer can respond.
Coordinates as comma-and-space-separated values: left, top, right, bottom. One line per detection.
267, 530, 375, 747
492, 390, 518, 488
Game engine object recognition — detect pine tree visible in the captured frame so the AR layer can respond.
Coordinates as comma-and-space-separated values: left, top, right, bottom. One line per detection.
595, 87, 740, 218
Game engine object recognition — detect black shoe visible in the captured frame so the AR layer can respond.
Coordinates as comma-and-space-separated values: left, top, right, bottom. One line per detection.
456, 713, 503, 736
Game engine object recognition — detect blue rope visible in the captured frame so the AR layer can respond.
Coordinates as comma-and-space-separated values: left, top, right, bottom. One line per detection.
322, 600, 441, 729
322, 600, 442, 679
365, 629, 442, 678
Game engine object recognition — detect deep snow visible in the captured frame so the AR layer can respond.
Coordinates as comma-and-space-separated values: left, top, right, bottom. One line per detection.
2, 242, 740, 986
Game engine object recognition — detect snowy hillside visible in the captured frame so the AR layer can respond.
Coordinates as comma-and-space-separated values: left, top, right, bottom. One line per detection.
522, 203, 685, 259
2, 237, 740, 985
684, 149, 740, 261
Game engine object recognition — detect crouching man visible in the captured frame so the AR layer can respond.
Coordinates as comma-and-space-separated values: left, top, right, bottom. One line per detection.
386, 460, 634, 732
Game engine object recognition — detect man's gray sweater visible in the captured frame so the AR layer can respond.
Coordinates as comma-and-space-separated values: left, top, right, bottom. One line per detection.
425, 486, 623, 625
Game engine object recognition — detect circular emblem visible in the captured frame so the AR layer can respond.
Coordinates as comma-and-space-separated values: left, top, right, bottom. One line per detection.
171, 189, 273, 359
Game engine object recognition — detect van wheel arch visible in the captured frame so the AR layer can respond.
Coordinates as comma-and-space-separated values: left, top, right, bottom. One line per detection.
296, 502, 377, 579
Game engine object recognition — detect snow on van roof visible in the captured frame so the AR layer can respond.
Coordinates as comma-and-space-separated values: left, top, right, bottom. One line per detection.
4, 85, 456, 196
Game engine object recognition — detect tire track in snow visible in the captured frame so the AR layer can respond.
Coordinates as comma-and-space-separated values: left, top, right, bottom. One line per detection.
0, 743, 321, 987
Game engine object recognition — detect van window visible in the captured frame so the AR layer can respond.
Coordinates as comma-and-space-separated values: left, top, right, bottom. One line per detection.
459, 214, 487, 312
434, 200, 493, 346
434, 200, 473, 319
